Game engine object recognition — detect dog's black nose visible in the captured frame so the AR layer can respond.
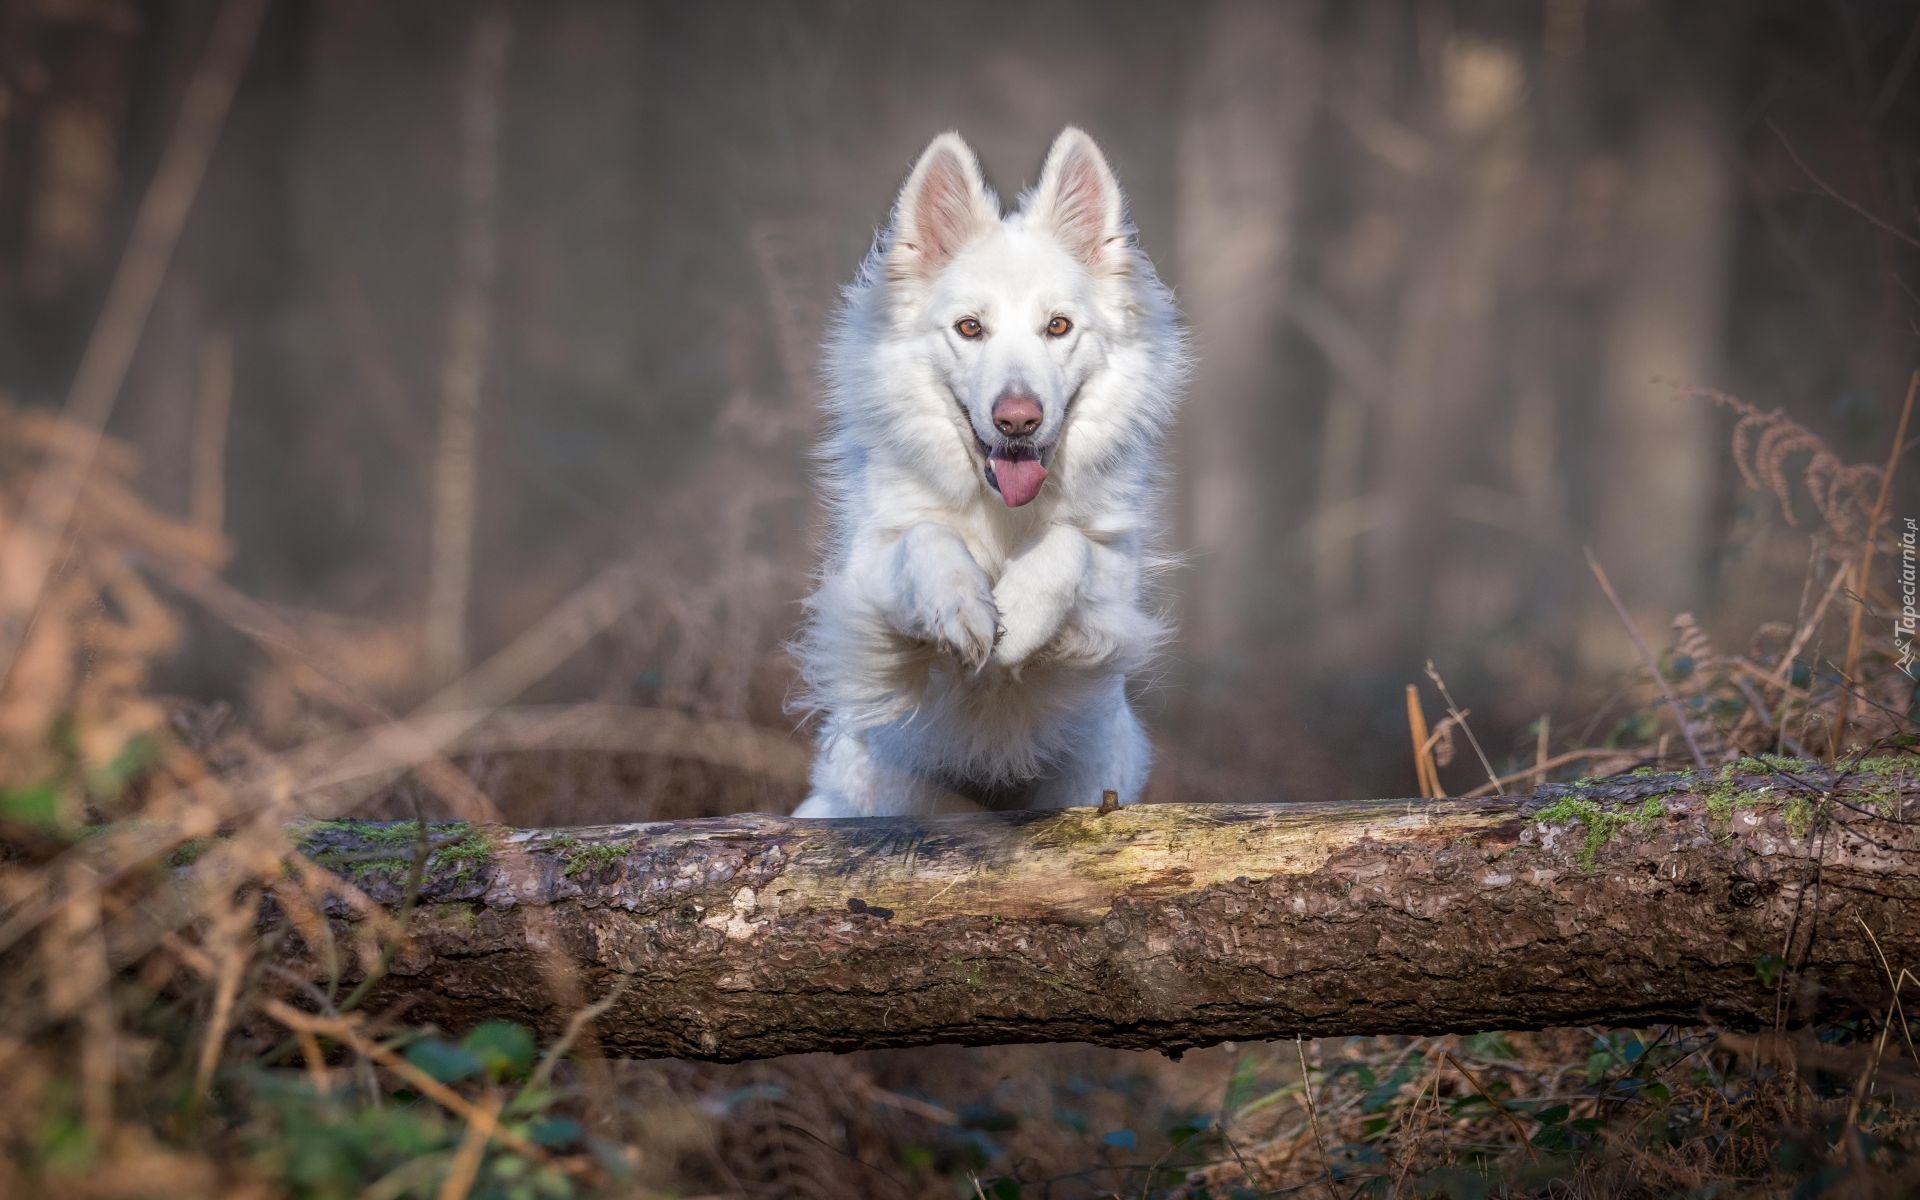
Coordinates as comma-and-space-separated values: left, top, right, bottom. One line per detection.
992, 390, 1042, 437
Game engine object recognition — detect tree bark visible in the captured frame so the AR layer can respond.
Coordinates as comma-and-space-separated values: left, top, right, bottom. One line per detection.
293, 762, 1920, 1062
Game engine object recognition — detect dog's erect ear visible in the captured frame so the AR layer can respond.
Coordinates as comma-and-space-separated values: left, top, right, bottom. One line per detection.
888, 133, 998, 282
1026, 127, 1127, 269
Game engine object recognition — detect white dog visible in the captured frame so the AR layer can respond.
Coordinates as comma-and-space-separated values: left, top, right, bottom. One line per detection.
792, 127, 1187, 818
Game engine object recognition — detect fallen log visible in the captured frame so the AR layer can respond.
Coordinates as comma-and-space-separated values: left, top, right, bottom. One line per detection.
291, 759, 1920, 1062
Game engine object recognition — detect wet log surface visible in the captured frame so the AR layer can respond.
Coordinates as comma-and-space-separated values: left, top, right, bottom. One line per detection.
291, 760, 1920, 1062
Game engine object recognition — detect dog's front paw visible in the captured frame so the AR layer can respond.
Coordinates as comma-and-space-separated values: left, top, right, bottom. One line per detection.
914, 573, 999, 670
991, 601, 1056, 671
991, 579, 1070, 671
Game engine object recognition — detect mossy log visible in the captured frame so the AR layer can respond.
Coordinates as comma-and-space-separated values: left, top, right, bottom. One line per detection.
290, 760, 1920, 1062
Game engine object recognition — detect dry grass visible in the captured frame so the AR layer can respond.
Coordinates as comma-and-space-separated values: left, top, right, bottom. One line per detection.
0, 402, 805, 1198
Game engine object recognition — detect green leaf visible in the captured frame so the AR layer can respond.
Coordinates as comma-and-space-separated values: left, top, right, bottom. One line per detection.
1446, 1094, 1493, 1116
1414, 1165, 1492, 1200
87, 734, 154, 799
506, 1086, 556, 1117
1530, 1123, 1572, 1152
1533, 1103, 1570, 1125
1221, 1050, 1262, 1115
1360, 1067, 1414, 1114
0, 782, 63, 832
37, 1110, 94, 1174
404, 1037, 481, 1084
462, 1020, 537, 1082
1460, 1032, 1517, 1060
1754, 954, 1786, 987
524, 1115, 582, 1148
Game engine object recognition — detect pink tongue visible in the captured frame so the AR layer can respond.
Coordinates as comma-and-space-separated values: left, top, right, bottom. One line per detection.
989, 451, 1049, 507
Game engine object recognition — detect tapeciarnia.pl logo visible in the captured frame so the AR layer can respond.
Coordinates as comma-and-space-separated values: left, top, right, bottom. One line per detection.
1898, 517, 1917, 679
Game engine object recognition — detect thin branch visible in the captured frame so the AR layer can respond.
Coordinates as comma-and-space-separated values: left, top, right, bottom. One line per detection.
1425, 661, 1503, 797
1296, 1037, 1336, 1199
1445, 1052, 1539, 1163
1584, 548, 1710, 769
1405, 684, 1440, 798
1462, 747, 1625, 800
1769, 120, 1920, 250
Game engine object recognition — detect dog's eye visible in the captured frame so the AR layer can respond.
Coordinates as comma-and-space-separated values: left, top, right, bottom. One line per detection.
1046, 315, 1073, 337
954, 318, 984, 340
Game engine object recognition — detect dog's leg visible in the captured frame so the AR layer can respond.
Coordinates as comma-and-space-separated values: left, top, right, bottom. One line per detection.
1026, 678, 1151, 809
992, 524, 1091, 669
796, 722, 958, 817
1020, 533, 1160, 674
849, 521, 998, 670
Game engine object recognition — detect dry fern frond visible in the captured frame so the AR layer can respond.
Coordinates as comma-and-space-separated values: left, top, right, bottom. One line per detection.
0, 398, 228, 789
715, 1060, 916, 1200
1670, 613, 1717, 677
1424, 714, 1459, 769
1676, 383, 1881, 541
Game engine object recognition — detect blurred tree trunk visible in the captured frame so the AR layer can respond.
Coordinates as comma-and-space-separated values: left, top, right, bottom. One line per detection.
1174, 0, 1322, 661
1364, 12, 1529, 666
1168, 0, 1321, 793
1304, 1, 1405, 623
291, 764, 1920, 1062
0, 3, 141, 394
1584, 7, 1735, 646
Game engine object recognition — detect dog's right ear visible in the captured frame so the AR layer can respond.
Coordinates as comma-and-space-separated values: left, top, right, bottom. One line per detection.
887, 133, 998, 283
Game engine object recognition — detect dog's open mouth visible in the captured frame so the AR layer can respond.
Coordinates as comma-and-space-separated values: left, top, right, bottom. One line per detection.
979, 439, 1052, 508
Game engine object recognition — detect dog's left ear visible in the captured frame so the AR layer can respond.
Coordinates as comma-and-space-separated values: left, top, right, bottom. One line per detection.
1026, 127, 1128, 269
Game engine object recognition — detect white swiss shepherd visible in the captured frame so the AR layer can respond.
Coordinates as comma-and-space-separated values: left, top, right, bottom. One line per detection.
792, 127, 1188, 818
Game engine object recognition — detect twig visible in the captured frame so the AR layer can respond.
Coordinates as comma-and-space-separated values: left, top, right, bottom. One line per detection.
1444, 1052, 1539, 1163
191, 892, 254, 1103
1830, 368, 1919, 757
1405, 684, 1440, 798
1389, 1061, 1441, 1198
1296, 1036, 1337, 1198
1426, 661, 1502, 796
1461, 747, 1624, 799
1584, 548, 1709, 769
1534, 714, 1550, 790
1855, 915, 1918, 1068
437, 1091, 505, 1200
1769, 121, 1920, 250
520, 976, 629, 1100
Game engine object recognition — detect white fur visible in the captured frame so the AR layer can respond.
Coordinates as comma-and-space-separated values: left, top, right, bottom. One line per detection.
792, 128, 1188, 817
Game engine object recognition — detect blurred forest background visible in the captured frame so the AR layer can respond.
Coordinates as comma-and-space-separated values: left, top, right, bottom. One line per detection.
1, 0, 1916, 816
5, 2, 1920, 1197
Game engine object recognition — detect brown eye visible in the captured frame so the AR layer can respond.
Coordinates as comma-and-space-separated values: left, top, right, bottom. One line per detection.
955, 318, 984, 340
1046, 315, 1073, 337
